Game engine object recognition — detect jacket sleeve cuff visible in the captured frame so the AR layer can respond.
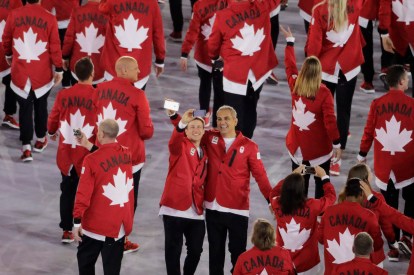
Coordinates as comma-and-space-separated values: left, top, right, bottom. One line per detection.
378, 28, 389, 35
178, 120, 187, 130
357, 154, 366, 162
358, 151, 368, 157
181, 52, 189, 58
55, 68, 64, 73
90, 145, 99, 153
63, 55, 70, 60
155, 59, 164, 67
73, 218, 81, 225
286, 37, 295, 43
368, 194, 377, 203
169, 113, 178, 120
321, 176, 330, 183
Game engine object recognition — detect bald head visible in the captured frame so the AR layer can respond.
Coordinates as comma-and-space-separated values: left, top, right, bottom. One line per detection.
98, 119, 119, 142
115, 56, 140, 82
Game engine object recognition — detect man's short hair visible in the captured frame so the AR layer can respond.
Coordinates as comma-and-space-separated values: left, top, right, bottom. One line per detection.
217, 105, 237, 119
99, 119, 119, 139
386, 65, 406, 88
74, 57, 94, 82
353, 232, 373, 256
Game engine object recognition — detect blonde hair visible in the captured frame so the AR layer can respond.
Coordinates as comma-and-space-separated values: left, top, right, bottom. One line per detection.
338, 163, 372, 203
293, 56, 322, 98
251, 219, 276, 251
314, 0, 348, 32
217, 105, 237, 119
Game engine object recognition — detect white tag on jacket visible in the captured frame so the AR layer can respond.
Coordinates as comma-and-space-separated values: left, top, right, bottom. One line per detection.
240, 146, 244, 153
257, 152, 261, 159
81, 167, 85, 174
190, 148, 196, 156
212, 136, 218, 144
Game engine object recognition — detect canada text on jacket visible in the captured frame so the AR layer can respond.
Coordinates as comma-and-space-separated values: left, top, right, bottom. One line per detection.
100, 153, 131, 172
113, 2, 149, 16
97, 89, 130, 107
328, 214, 367, 230
61, 97, 93, 111
15, 16, 48, 30
225, 8, 261, 29
376, 103, 412, 117
242, 255, 286, 272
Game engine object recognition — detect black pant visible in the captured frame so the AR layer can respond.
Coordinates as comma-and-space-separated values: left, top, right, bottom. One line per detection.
59, 168, 79, 231
133, 169, 141, 214
206, 209, 248, 275
304, 20, 310, 34
381, 181, 414, 239
58, 28, 71, 88
163, 215, 205, 275
323, 72, 356, 150
379, 33, 394, 71
223, 82, 262, 139
270, 15, 279, 50
2, 74, 17, 115
15, 90, 50, 145
360, 22, 375, 83
77, 235, 125, 275
169, 0, 197, 32
291, 158, 330, 199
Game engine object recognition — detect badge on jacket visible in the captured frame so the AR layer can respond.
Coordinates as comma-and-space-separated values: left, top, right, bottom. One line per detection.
190, 148, 196, 156
212, 136, 218, 144
240, 146, 244, 153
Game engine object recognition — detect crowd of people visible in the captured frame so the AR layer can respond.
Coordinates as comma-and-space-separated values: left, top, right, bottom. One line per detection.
1, 0, 414, 274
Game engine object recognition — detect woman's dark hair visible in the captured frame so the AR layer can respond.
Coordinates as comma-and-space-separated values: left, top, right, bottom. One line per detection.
279, 173, 307, 215
344, 178, 363, 198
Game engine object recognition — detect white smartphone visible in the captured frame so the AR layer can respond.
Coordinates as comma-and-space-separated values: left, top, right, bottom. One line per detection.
164, 100, 180, 111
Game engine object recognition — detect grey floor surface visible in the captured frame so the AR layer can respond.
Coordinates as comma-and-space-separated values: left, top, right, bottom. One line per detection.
0, 1, 411, 274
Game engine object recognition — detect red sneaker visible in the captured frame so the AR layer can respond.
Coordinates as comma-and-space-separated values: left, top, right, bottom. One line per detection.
33, 137, 48, 153
2, 115, 19, 129
329, 160, 341, 176
169, 31, 182, 42
124, 239, 140, 254
61, 231, 75, 244
21, 149, 33, 162
204, 108, 212, 128
388, 247, 399, 262
398, 235, 412, 257
360, 81, 375, 94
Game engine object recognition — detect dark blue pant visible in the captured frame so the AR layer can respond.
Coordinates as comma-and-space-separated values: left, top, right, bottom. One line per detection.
59, 168, 79, 231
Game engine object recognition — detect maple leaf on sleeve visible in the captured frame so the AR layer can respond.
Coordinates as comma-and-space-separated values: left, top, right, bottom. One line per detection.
292, 98, 316, 131
392, 0, 414, 25
326, 228, 355, 264
231, 22, 265, 56
97, 102, 127, 138
102, 168, 134, 207
375, 115, 413, 155
326, 24, 355, 47
60, 109, 94, 148
13, 27, 47, 63
201, 14, 216, 40
76, 23, 105, 56
114, 14, 149, 52
278, 218, 311, 252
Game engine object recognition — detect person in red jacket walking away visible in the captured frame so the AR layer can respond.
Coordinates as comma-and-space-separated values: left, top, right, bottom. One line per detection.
181, 0, 228, 127
62, 0, 108, 86
233, 219, 296, 275
47, 57, 97, 244
0, 0, 22, 130
331, 232, 388, 275
319, 178, 383, 274
73, 119, 134, 275
41, 0, 79, 88
281, 26, 341, 198
306, 0, 364, 176
93, 56, 154, 253
99, 0, 166, 90
159, 108, 208, 275
202, 105, 272, 274
358, 64, 414, 258
2, 0, 63, 162
270, 166, 335, 274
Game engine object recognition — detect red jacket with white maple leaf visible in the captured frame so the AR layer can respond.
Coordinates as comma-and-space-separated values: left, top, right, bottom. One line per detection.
378, 0, 414, 56
233, 246, 296, 275
359, 89, 414, 190
62, 2, 108, 84
99, 0, 166, 88
285, 43, 340, 162
73, 142, 134, 238
270, 178, 336, 273
331, 257, 388, 275
2, 4, 63, 99
93, 77, 154, 170
306, 0, 364, 83
47, 83, 97, 176
0, 0, 22, 77
41, 0, 79, 29
319, 201, 384, 275
202, 130, 272, 211
181, 0, 228, 72
159, 115, 208, 215
208, 0, 278, 95
298, 0, 323, 22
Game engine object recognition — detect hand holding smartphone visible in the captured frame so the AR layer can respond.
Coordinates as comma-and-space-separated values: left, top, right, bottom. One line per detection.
164, 99, 180, 111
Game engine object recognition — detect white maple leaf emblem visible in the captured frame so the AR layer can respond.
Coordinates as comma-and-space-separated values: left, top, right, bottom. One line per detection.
60, 109, 94, 148
375, 115, 412, 155
201, 14, 216, 40
278, 218, 311, 252
102, 168, 133, 207
0, 20, 6, 43
326, 24, 355, 47
114, 14, 149, 52
326, 228, 355, 264
393, 0, 414, 25
97, 102, 127, 137
76, 23, 105, 56
292, 98, 315, 131
231, 23, 265, 56
13, 27, 47, 63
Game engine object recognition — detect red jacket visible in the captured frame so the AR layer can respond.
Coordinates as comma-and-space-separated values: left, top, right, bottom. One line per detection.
47, 84, 96, 176
202, 131, 272, 211
270, 178, 336, 272
99, 0, 166, 88
298, 0, 323, 22
233, 246, 296, 275
73, 142, 134, 238
359, 0, 379, 22
319, 201, 384, 275
2, 4, 63, 98
378, 0, 414, 56
62, 2, 108, 84
359, 90, 414, 190
331, 257, 388, 275
208, 0, 278, 95
0, 0, 22, 76
159, 116, 208, 215
181, 0, 228, 72
285, 43, 340, 162
93, 77, 154, 169
41, 0, 79, 29
306, 0, 364, 83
